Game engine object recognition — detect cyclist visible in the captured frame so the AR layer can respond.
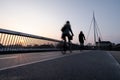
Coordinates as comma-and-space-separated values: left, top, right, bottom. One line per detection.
61, 21, 74, 54
79, 31, 86, 50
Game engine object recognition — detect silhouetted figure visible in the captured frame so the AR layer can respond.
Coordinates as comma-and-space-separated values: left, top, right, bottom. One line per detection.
79, 31, 85, 50
61, 21, 74, 53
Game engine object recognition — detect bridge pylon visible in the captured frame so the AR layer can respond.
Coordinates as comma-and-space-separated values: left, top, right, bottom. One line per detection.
87, 12, 103, 47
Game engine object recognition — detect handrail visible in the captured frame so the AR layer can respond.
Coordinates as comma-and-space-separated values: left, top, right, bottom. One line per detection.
0, 28, 60, 42
0, 28, 79, 53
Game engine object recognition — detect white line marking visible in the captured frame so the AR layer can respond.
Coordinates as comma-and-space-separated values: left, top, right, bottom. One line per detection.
0, 56, 17, 59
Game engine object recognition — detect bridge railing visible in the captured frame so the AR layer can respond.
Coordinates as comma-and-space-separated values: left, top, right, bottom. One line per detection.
0, 28, 79, 53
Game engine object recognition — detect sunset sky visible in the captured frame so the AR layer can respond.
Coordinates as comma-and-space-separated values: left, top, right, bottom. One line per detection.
0, 0, 120, 44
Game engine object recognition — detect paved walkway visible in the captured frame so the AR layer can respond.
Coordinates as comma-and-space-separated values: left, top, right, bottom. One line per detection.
0, 50, 120, 80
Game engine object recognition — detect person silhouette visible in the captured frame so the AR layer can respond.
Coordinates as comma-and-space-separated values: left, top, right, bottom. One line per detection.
79, 31, 86, 50
61, 21, 74, 53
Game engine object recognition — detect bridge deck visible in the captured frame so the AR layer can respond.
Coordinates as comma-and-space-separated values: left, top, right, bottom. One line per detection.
0, 50, 120, 80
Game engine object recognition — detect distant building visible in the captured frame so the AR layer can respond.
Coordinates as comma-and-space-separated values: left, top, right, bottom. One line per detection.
96, 41, 112, 50
113, 44, 120, 51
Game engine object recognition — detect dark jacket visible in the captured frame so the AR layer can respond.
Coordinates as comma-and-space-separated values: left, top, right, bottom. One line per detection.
79, 32, 85, 43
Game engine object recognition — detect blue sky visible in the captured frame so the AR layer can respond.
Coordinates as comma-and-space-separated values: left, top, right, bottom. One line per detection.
0, 0, 120, 44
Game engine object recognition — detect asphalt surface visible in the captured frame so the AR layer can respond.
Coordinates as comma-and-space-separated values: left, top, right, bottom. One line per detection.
0, 50, 120, 80
110, 51, 120, 64
0, 51, 81, 70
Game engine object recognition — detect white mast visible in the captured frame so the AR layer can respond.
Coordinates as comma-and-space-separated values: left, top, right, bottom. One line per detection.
87, 12, 102, 46
93, 12, 97, 46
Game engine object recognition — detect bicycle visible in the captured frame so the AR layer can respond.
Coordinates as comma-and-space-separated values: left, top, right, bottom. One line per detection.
61, 40, 72, 54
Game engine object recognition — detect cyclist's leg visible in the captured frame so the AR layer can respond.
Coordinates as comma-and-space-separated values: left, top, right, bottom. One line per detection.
61, 34, 66, 54
60, 40, 64, 54
64, 38, 67, 51
62, 36, 67, 54
68, 38, 72, 53
80, 43, 83, 51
